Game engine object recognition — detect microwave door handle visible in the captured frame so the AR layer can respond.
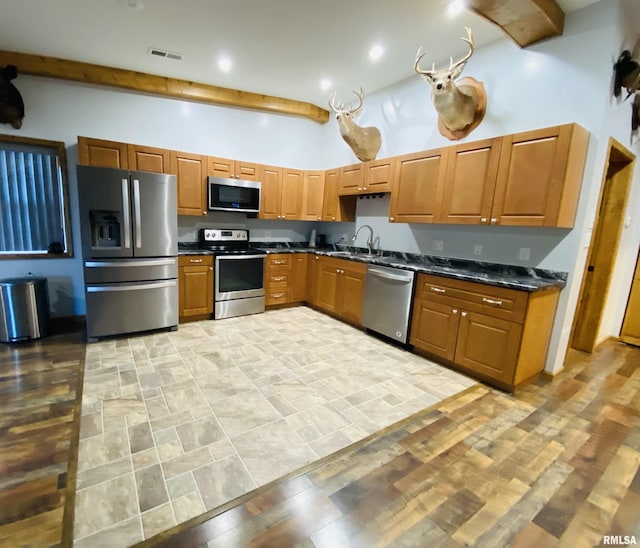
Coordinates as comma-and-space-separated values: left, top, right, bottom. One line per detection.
122, 178, 131, 249
133, 178, 142, 249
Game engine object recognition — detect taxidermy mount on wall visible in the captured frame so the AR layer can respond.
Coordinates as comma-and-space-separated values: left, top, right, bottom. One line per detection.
328, 88, 381, 162
414, 27, 486, 140
0, 65, 25, 129
613, 37, 640, 142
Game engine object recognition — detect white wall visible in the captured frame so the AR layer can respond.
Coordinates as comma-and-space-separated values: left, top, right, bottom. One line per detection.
3, 0, 639, 375
2, 77, 325, 317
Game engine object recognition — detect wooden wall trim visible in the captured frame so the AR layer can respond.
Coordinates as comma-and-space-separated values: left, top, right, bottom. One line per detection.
466, 0, 565, 47
0, 50, 330, 124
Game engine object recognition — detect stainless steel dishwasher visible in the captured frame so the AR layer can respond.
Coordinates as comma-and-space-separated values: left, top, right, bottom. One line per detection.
362, 264, 415, 344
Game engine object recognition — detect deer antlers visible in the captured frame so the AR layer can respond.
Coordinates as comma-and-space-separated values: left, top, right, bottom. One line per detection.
415, 27, 475, 81
328, 87, 364, 117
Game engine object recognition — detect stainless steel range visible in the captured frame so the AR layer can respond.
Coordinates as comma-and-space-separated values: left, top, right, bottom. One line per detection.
199, 228, 266, 319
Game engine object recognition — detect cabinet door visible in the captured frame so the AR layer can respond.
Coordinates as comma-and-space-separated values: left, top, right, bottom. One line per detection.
439, 138, 501, 225
409, 299, 459, 361
258, 165, 282, 220
235, 161, 257, 180
291, 254, 308, 303
365, 157, 395, 193
78, 137, 128, 169
280, 168, 303, 220
315, 260, 340, 314
492, 125, 573, 227
208, 156, 234, 178
389, 148, 449, 223
128, 144, 171, 174
179, 262, 213, 317
301, 171, 325, 221
322, 169, 340, 221
454, 311, 521, 384
171, 151, 207, 216
307, 255, 320, 303
338, 265, 365, 325
338, 163, 364, 195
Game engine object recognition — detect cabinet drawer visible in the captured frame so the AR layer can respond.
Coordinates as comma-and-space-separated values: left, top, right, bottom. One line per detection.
267, 273, 290, 285
266, 288, 290, 305
267, 254, 292, 270
178, 255, 213, 266
416, 273, 527, 323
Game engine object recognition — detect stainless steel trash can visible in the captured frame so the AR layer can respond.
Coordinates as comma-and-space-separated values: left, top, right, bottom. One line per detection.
0, 277, 49, 342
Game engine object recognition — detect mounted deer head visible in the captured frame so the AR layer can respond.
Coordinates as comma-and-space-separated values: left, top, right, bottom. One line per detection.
415, 27, 486, 140
328, 88, 381, 162
0, 65, 25, 129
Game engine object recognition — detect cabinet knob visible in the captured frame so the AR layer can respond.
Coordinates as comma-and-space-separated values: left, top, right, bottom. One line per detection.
317, 216, 321, 220
203, 211, 207, 215
452, 309, 458, 314
461, 311, 468, 317
315, 256, 319, 260
190, 258, 203, 263
282, 215, 286, 219
209, 267, 213, 271
490, 218, 497, 224
480, 217, 487, 223
389, 217, 395, 222
332, 216, 336, 220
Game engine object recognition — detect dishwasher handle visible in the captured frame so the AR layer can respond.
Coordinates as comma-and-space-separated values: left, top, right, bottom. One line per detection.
368, 268, 413, 283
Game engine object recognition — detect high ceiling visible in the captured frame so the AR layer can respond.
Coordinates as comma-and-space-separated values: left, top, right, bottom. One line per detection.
0, 0, 602, 109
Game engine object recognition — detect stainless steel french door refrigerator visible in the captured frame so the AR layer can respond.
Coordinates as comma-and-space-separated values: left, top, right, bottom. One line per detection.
77, 166, 178, 341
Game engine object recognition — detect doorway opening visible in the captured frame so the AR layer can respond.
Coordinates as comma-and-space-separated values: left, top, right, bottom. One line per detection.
570, 137, 636, 353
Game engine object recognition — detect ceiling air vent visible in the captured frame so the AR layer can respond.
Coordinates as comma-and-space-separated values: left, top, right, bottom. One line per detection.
148, 47, 183, 61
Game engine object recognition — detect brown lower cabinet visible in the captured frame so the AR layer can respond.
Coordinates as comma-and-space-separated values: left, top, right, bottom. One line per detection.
265, 253, 308, 306
311, 256, 366, 325
410, 273, 560, 391
178, 255, 213, 319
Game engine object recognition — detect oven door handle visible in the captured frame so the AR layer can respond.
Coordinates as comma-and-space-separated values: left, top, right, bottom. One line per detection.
215, 254, 267, 260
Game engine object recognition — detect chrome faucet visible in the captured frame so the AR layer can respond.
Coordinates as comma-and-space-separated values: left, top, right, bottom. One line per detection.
352, 224, 375, 255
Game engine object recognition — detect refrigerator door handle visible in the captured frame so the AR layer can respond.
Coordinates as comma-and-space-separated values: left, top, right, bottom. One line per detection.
133, 178, 142, 249
85, 258, 177, 268
122, 178, 131, 249
86, 280, 177, 293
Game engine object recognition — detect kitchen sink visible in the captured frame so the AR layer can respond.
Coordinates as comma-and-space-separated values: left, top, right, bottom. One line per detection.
324, 250, 354, 257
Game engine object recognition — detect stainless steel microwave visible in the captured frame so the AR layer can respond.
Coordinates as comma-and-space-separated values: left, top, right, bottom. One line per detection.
208, 176, 261, 213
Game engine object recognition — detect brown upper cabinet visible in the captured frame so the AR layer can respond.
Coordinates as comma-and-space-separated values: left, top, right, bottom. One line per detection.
78, 137, 129, 169
258, 165, 303, 220
171, 151, 207, 217
338, 157, 395, 196
78, 137, 171, 174
128, 144, 171, 174
301, 171, 325, 221
491, 123, 589, 227
322, 169, 356, 222
389, 147, 450, 223
208, 156, 257, 180
439, 137, 502, 225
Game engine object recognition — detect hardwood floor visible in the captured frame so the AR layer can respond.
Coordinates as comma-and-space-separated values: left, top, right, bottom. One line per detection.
0, 331, 85, 547
1, 330, 639, 547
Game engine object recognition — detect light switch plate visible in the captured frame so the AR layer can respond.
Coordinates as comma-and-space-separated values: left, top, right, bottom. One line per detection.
473, 244, 483, 256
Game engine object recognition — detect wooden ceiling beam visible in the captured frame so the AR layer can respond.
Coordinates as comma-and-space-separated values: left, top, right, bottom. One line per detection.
465, 0, 565, 48
0, 50, 330, 124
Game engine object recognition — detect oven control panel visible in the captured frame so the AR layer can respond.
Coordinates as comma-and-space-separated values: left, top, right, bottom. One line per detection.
201, 228, 248, 242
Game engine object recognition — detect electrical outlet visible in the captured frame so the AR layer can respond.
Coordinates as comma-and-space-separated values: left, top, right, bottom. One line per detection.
432, 240, 444, 252
473, 244, 483, 256
518, 247, 531, 261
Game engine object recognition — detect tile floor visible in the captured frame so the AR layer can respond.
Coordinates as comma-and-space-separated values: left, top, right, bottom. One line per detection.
73, 307, 476, 545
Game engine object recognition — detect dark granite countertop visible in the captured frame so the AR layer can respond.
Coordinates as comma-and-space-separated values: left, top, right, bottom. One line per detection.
178, 241, 567, 292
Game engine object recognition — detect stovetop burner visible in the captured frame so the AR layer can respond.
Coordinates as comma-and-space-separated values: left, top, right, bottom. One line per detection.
197, 228, 264, 256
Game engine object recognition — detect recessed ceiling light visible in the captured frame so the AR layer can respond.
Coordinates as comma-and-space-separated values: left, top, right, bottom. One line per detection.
320, 79, 332, 91
444, 0, 465, 17
217, 55, 232, 73
369, 45, 384, 62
